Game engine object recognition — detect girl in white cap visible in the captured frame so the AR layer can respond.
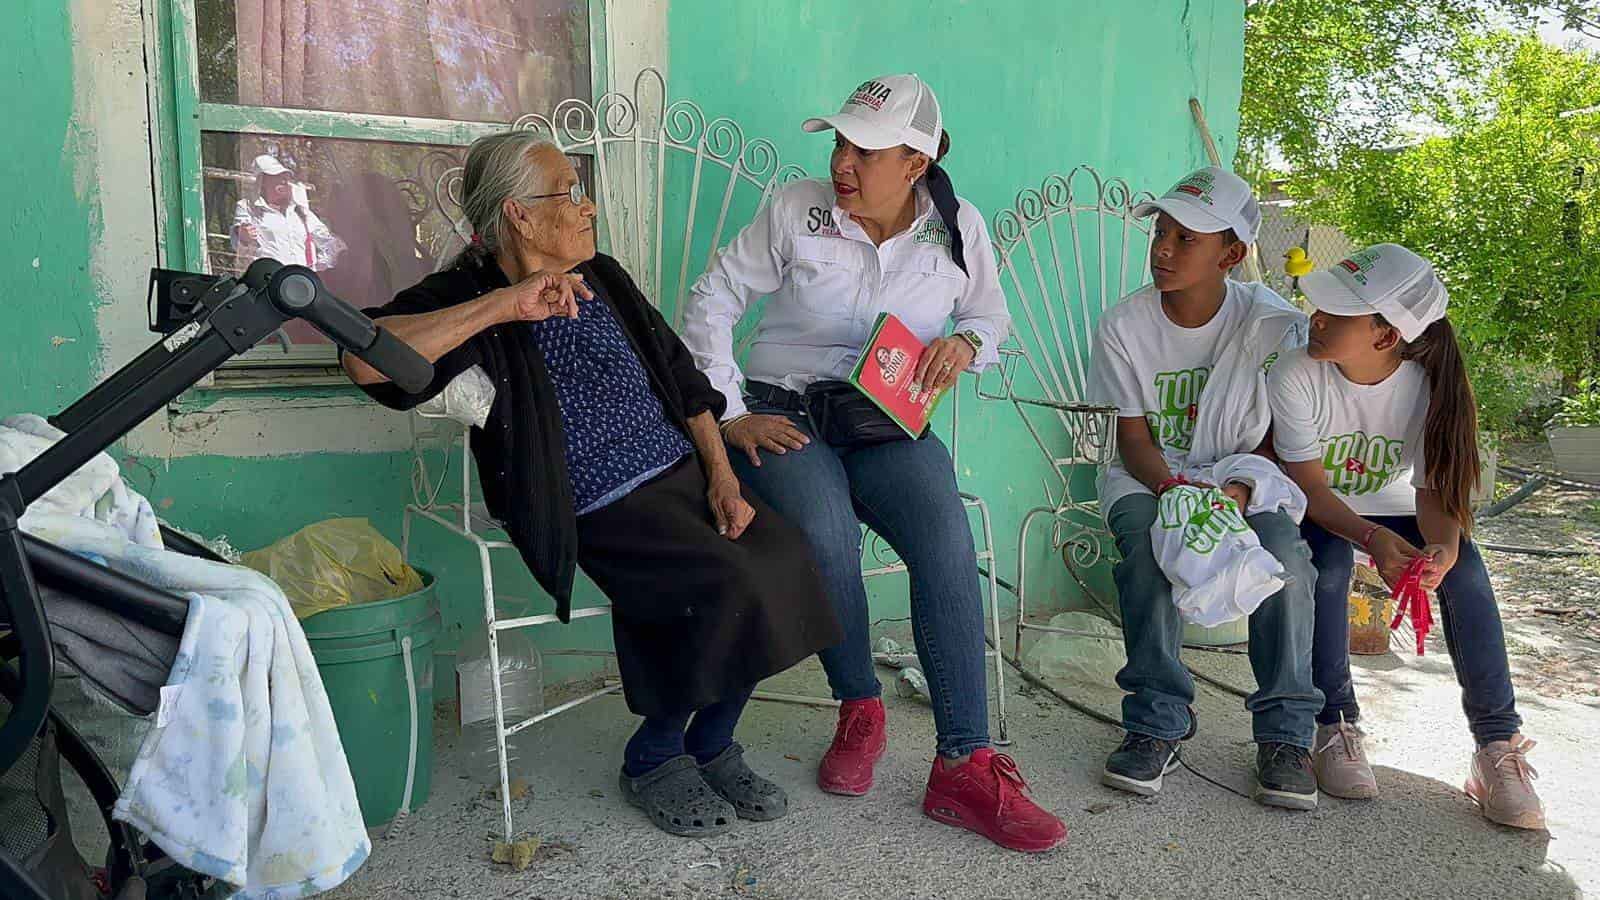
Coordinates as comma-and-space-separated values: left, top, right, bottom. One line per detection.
1268, 243, 1546, 829
681, 74, 1066, 852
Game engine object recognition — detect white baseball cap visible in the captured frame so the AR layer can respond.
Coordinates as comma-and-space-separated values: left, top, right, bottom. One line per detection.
1298, 243, 1449, 342
252, 154, 291, 176
1133, 166, 1261, 244
802, 74, 942, 159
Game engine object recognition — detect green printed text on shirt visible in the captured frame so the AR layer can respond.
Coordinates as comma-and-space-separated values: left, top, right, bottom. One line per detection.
1321, 430, 1405, 496
1159, 489, 1248, 555
1146, 366, 1209, 451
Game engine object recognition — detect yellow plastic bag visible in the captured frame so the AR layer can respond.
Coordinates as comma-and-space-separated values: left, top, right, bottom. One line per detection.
243, 518, 424, 619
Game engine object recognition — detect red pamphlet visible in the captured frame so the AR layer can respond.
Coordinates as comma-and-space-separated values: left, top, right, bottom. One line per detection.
848, 313, 945, 437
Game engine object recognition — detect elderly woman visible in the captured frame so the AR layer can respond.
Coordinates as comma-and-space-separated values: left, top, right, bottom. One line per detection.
681, 74, 1066, 852
344, 132, 840, 839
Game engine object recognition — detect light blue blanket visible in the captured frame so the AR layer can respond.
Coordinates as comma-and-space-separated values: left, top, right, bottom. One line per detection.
2, 415, 369, 898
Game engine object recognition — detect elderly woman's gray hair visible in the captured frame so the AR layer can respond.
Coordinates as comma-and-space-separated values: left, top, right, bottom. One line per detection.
450, 131, 559, 266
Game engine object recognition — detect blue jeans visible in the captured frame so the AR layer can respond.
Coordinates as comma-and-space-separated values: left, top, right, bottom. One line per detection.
1107, 494, 1322, 748
623, 684, 756, 776
730, 386, 989, 758
1301, 517, 1521, 746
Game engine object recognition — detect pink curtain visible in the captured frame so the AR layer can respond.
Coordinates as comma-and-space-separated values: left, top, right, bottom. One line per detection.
234, 0, 583, 122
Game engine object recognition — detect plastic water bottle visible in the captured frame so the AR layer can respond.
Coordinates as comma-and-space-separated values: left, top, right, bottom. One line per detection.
456, 620, 544, 789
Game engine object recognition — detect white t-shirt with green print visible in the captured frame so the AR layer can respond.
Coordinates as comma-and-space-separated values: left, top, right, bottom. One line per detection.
1267, 347, 1428, 516
1087, 281, 1256, 512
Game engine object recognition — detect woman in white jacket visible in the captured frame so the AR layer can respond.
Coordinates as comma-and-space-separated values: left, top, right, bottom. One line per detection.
681, 74, 1065, 853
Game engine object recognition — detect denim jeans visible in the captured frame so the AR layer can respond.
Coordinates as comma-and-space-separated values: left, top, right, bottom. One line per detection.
623, 684, 756, 776
1107, 494, 1322, 748
729, 384, 990, 758
1301, 516, 1521, 746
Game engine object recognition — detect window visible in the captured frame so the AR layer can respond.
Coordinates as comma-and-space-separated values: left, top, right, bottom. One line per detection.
149, 0, 598, 378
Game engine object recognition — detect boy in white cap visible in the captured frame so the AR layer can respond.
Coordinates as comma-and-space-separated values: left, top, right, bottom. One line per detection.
1269, 243, 1546, 829
1087, 166, 1323, 809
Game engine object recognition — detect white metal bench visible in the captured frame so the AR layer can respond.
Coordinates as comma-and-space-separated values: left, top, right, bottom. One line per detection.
979, 167, 1157, 657
401, 68, 1008, 842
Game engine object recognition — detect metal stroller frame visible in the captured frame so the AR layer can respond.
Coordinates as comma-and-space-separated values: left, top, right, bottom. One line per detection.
0, 259, 432, 900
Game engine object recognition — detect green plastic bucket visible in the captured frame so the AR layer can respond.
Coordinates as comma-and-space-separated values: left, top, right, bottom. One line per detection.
302, 570, 440, 827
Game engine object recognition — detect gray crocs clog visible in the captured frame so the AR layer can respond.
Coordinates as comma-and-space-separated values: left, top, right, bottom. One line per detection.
698, 743, 788, 822
619, 755, 736, 837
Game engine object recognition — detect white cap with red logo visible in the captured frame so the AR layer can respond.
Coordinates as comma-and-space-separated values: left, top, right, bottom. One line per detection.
252, 154, 291, 176
802, 74, 942, 158
1298, 243, 1449, 342
1133, 166, 1261, 244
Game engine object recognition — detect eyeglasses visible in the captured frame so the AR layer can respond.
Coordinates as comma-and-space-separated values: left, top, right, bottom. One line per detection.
526, 182, 587, 206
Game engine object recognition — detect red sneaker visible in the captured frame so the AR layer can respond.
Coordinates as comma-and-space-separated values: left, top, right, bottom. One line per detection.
816, 698, 887, 796
923, 749, 1067, 853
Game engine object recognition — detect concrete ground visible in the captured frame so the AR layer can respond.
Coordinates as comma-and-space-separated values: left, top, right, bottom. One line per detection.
326, 616, 1597, 900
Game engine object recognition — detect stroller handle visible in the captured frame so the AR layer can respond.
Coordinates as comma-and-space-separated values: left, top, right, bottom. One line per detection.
256, 261, 434, 394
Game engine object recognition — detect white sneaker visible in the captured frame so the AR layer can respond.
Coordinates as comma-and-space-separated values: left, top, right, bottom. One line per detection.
1464, 735, 1546, 830
1312, 714, 1378, 800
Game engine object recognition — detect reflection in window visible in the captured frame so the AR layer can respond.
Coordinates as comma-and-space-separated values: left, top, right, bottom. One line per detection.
202, 134, 595, 346
202, 133, 467, 344
198, 0, 591, 123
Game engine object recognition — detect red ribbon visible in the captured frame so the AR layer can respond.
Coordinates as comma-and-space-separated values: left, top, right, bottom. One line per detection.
1156, 474, 1193, 496
1388, 556, 1433, 656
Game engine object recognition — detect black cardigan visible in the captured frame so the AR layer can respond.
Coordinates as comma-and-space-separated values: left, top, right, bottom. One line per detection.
357, 253, 727, 622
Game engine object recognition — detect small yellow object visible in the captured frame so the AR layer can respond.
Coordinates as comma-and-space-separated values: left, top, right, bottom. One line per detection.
1284, 247, 1314, 278
1347, 595, 1372, 626
491, 835, 540, 871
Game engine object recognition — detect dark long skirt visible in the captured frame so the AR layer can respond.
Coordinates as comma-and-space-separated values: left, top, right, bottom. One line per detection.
576, 455, 841, 718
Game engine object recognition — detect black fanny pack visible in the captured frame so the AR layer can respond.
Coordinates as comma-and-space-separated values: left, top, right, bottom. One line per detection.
803, 380, 924, 448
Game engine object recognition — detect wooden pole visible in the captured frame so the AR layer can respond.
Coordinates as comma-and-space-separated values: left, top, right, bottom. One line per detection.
1189, 97, 1266, 283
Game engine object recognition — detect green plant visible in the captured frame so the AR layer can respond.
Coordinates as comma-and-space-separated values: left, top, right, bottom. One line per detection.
1552, 378, 1600, 427
1295, 34, 1600, 386
1240, 2, 1600, 184
1469, 352, 1540, 442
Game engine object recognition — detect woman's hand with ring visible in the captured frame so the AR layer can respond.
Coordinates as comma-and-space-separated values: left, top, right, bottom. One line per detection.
913, 337, 976, 396
498, 271, 591, 322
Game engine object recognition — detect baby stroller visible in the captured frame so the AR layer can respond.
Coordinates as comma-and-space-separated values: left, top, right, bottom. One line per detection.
0, 260, 433, 900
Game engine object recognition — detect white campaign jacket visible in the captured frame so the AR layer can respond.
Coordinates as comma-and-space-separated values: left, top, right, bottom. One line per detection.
681, 178, 1011, 420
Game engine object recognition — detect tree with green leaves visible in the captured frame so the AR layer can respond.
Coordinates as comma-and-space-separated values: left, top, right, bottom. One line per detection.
1242, 5, 1600, 430
1241, 2, 1600, 176
1302, 35, 1600, 387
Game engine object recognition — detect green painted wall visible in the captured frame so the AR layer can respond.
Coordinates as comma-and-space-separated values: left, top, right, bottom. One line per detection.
665, 0, 1247, 619
3, 0, 101, 414
668, 1, 1244, 205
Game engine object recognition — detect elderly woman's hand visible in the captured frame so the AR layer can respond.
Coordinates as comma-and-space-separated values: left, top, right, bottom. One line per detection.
707, 474, 756, 539
496, 271, 591, 322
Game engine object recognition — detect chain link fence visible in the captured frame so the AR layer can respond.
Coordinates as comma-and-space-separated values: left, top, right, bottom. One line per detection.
1253, 194, 1357, 298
